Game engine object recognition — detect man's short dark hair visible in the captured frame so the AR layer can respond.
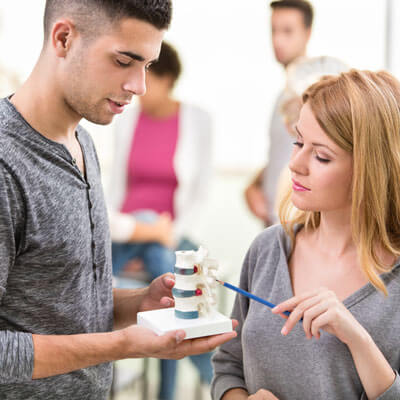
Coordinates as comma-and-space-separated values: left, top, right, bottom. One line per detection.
44, 0, 172, 41
270, 0, 313, 29
149, 41, 181, 85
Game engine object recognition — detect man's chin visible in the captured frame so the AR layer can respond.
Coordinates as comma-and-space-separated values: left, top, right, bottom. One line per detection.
94, 118, 115, 126
83, 113, 115, 126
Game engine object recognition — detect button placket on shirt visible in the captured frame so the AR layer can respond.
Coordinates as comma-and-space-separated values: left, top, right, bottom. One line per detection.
87, 189, 98, 280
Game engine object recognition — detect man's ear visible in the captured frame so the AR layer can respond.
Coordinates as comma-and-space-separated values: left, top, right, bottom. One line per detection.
51, 19, 77, 58
305, 27, 312, 43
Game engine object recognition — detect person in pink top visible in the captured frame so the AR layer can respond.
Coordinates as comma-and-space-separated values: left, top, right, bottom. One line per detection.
109, 42, 213, 400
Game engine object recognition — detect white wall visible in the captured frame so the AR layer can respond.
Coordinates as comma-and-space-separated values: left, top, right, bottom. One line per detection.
167, 0, 387, 170
387, 0, 400, 75
0, 0, 390, 170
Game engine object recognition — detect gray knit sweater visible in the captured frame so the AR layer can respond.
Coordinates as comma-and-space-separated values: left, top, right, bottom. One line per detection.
212, 225, 400, 400
0, 98, 114, 399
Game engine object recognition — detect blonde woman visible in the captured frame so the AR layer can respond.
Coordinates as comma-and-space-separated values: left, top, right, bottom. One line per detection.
212, 70, 400, 400
273, 56, 348, 220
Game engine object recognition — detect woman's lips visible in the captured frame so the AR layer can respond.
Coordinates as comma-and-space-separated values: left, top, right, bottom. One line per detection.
292, 179, 310, 191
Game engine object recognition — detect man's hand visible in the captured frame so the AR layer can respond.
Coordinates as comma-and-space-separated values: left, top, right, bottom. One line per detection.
248, 389, 280, 399
120, 321, 238, 360
113, 274, 175, 330
31, 320, 238, 380
139, 273, 175, 313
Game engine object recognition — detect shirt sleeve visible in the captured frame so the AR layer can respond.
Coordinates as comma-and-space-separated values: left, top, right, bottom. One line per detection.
0, 163, 24, 300
0, 164, 34, 383
360, 371, 400, 400
211, 244, 256, 399
0, 331, 34, 383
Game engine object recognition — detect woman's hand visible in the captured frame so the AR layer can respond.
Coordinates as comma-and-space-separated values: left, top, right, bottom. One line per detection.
248, 389, 280, 399
154, 212, 175, 247
271, 287, 366, 345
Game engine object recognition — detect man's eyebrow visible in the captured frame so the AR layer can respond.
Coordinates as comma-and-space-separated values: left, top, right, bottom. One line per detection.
117, 51, 158, 64
294, 125, 337, 155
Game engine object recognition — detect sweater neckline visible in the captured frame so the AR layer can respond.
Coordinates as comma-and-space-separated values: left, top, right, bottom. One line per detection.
278, 225, 400, 309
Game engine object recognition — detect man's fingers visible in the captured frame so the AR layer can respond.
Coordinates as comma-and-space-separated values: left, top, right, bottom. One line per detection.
209, 330, 238, 347
160, 329, 186, 347
232, 319, 239, 330
186, 331, 238, 356
150, 328, 237, 359
162, 273, 175, 288
159, 296, 174, 308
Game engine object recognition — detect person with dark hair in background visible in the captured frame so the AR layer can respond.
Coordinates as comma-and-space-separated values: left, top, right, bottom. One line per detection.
0, 1, 237, 399
244, 0, 313, 226
109, 40, 214, 400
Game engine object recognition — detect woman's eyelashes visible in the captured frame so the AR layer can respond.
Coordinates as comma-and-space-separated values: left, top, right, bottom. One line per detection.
292, 141, 331, 163
315, 155, 331, 163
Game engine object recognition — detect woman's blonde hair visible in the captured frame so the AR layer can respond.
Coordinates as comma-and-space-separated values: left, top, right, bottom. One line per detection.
279, 69, 400, 294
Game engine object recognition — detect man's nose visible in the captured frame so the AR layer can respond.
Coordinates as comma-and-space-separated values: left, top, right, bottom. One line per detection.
122, 68, 147, 96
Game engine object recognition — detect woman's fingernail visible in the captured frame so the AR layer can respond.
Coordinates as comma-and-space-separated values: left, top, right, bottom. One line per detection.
272, 306, 278, 313
281, 326, 288, 335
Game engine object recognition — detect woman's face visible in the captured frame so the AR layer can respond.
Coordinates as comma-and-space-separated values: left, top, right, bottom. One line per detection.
139, 70, 173, 107
289, 102, 353, 213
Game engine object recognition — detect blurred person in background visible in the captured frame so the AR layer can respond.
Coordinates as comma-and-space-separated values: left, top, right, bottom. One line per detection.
108, 41, 214, 400
244, 0, 313, 226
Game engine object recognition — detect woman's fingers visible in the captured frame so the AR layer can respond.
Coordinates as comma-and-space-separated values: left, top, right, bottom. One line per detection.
310, 311, 333, 339
272, 287, 327, 315
302, 299, 335, 338
274, 288, 329, 335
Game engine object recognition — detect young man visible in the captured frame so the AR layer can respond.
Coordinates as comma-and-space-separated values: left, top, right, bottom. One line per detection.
244, 0, 313, 225
0, 1, 236, 399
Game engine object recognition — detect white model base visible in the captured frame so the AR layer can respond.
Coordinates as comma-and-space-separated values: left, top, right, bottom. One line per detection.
137, 308, 232, 340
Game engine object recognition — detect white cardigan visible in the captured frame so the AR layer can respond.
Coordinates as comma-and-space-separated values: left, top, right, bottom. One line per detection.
108, 102, 213, 243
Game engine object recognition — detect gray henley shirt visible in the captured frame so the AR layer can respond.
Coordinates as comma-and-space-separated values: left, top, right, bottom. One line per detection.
0, 98, 114, 399
212, 225, 400, 400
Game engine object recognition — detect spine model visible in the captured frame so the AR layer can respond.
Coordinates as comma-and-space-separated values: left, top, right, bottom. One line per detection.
173, 247, 218, 319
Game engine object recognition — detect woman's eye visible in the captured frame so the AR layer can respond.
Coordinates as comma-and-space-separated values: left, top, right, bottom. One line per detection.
316, 155, 330, 163
293, 141, 303, 148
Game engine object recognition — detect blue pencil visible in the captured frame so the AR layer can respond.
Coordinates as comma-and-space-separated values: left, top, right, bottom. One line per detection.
216, 279, 301, 320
